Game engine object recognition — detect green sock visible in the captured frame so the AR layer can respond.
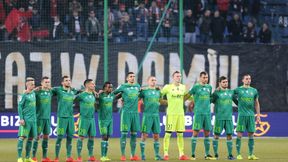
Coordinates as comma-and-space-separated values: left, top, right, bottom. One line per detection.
17, 138, 24, 158
66, 136, 72, 158
248, 137, 254, 156
154, 141, 160, 157
87, 138, 94, 157
55, 136, 63, 158
236, 137, 241, 155
191, 136, 197, 156
213, 138, 219, 156
140, 141, 145, 157
42, 138, 48, 158
204, 137, 210, 156
120, 132, 127, 156
163, 133, 171, 155
105, 141, 109, 157
101, 141, 106, 157
32, 139, 38, 158
130, 133, 137, 156
77, 138, 83, 158
226, 140, 233, 156
25, 139, 32, 158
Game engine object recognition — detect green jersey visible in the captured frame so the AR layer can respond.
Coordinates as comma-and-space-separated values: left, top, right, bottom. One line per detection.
211, 89, 234, 120
75, 91, 96, 119
113, 83, 140, 113
52, 86, 78, 118
234, 86, 259, 116
189, 83, 212, 115
139, 88, 161, 115
18, 91, 36, 122
98, 92, 115, 121
161, 83, 187, 115
35, 89, 53, 119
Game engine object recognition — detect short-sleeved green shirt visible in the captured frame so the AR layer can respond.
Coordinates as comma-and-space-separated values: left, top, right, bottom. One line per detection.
189, 83, 212, 115
113, 83, 140, 113
234, 86, 259, 116
211, 89, 234, 120
52, 86, 78, 117
139, 88, 161, 116
35, 89, 53, 119
98, 92, 115, 121
76, 91, 96, 119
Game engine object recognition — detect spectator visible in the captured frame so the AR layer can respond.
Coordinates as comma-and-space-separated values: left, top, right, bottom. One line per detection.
149, 1, 160, 37
217, 0, 230, 19
230, 0, 243, 15
50, 0, 58, 19
258, 23, 271, 43
85, 10, 101, 41
228, 13, 243, 42
69, 0, 82, 15
199, 10, 212, 44
50, 15, 64, 40
243, 21, 256, 42
30, 8, 41, 30
135, 2, 149, 40
162, 18, 171, 42
183, 9, 197, 44
108, 8, 115, 39
211, 10, 226, 43
119, 13, 133, 42
68, 10, 84, 41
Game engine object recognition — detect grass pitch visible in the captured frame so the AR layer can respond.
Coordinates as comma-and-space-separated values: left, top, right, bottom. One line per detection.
1, 138, 287, 162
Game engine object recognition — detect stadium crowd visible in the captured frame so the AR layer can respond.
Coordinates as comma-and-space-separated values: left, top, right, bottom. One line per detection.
0, 0, 273, 43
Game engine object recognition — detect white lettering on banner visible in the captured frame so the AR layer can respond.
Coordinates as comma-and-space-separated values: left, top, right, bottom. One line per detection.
51, 116, 57, 127
60, 53, 100, 89
142, 52, 164, 86
5, 52, 26, 109
169, 53, 205, 87
208, 51, 217, 92
2, 51, 239, 109
30, 52, 51, 79
1, 116, 9, 126
118, 52, 138, 84
0, 115, 20, 126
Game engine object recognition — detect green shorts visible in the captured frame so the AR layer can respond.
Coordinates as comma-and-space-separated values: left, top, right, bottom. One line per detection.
37, 119, 51, 135
57, 117, 75, 136
98, 120, 113, 136
78, 117, 96, 137
18, 120, 37, 138
192, 114, 211, 131
236, 116, 255, 133
141, 114, 160, 134
214, 120, 234, 135
120, 113, 140, 132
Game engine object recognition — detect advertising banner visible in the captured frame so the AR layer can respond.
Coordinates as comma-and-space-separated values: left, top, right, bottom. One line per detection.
0, 112, 286, 138
0, 42, 287, 112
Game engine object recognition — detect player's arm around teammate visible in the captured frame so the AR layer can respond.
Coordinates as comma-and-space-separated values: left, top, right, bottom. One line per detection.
17, 77, 37, 162
74, 79, 97, 162
52, 76, 78, 162
31, 77, 53, 162
97, 81, 117, 161
188, 71, 216, 160
113, 72, 141, 161
139, 76, 164, 160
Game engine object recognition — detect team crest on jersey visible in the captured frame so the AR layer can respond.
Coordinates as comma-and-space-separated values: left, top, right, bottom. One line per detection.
246, 90, 249, 93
